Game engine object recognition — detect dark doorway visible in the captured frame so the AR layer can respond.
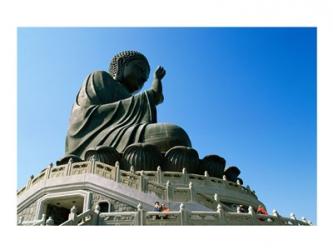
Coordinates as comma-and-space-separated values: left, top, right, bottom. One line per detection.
46, 204, 70, 225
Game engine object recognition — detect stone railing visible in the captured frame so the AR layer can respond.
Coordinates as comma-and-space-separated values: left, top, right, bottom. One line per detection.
60, 206, 98, 226
17, 213, 55, 226
32, 203, 309, 226
137, 168, 257, 198
18, 160, 258, 207
99, 211, 139, 226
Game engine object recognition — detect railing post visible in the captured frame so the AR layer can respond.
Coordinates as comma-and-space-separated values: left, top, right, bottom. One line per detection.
272, 209, 283, 225
45, 216, 54, 226
68, 206, 78, 225
18, 216, 24, 225
65, 158, 73, 176
189, 182, 193, 202
166, 180, 173, 202
306, 219, 312, 225
89, 156, 96, 174
179, 203, 187, 225
301, 217, 308, 225
217, 203, 226, 224
92, 204, 100, 225
115, 161, 121, 183
248, 206, 256, 224
214, 193, 219, 203
204, 171, 209, 177
289, 213, 297, 225
272, 209, 279, 217
248, 206, 254, 215
156, 166, 162, 184
26, 175, 34, 189
182, 168, 188, 184
45, 163, 53, 180
204, 171, 209, 184
290, 212, 296, 220
42, 214, 47, 225
139, 174, 143, 191
139, 174, 146, 192
137, 203, 144, 225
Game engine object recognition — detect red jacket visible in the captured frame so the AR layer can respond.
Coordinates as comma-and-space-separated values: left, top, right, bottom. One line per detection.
257, 206, 268, 215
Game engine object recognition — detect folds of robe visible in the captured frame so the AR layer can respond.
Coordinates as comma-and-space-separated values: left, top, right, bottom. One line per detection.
65, 71, 157, 158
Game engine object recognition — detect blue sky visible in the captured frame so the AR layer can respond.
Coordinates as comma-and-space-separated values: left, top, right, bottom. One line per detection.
17, 28, 316, 223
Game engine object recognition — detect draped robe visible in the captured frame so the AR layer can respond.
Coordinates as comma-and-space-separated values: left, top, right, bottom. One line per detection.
65, 71, 157, 158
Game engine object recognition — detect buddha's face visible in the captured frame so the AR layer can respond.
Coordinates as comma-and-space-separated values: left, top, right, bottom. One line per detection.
122, 59, 149, 93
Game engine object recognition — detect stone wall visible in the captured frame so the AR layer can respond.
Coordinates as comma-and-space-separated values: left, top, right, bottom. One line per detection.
91, 192, 136, 212
18, 200, 38, 221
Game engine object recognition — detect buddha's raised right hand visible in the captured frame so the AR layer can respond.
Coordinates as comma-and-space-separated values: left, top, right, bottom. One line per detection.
151, 66, 165, 105
154, 66, 166, 80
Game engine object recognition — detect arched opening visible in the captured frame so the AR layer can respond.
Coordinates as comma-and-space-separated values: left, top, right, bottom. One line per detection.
98, 201, 110, 213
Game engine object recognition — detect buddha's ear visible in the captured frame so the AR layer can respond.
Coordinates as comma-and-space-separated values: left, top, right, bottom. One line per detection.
115, 58, 125, 81
115, 69, 123, 81
118, 57, 125, 66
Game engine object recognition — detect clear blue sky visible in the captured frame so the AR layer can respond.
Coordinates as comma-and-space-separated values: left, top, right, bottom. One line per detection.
17, 28, 316, 223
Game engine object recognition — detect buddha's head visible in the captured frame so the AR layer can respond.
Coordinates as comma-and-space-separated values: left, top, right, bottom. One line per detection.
109, 51, 150, 93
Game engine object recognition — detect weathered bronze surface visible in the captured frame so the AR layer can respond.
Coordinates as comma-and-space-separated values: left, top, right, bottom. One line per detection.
65, 51, 191, 158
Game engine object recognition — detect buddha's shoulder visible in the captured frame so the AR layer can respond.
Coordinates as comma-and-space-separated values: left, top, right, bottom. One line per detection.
88, 70, 113, 78
83, 70, 130, 97
84, 70, 119, 86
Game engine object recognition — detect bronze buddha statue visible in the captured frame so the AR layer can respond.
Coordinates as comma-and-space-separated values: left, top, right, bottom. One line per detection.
65, 51, 191, 158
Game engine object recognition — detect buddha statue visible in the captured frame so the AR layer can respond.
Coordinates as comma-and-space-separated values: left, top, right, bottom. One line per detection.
65, 50, 192, 158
